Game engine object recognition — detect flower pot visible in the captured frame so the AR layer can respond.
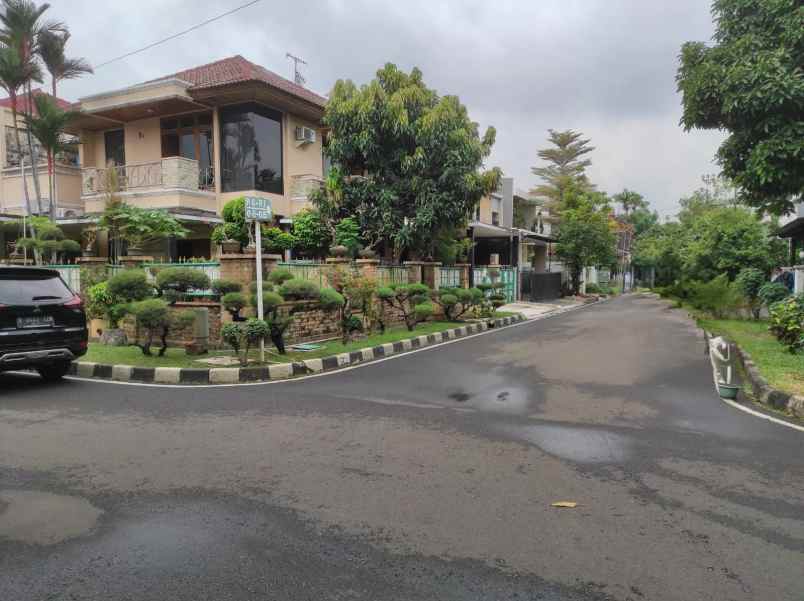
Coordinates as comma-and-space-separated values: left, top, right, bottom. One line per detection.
717, 383, 740, 400
220, 240, 241, 254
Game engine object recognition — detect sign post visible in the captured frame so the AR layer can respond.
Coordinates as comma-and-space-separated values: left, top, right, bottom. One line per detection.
244, 196, 273, 363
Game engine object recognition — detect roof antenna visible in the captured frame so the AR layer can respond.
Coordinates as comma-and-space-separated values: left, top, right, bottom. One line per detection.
286, 52, 307, 86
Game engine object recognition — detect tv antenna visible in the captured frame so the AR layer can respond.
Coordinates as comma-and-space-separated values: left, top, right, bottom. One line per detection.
286, 52, 307, 86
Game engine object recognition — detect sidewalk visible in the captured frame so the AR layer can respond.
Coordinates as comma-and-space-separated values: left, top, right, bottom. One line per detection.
499, 298, 584, 319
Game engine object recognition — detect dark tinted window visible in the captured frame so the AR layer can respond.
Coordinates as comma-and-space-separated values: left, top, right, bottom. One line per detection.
220, 102, 283, 194
0, 273, 73, 305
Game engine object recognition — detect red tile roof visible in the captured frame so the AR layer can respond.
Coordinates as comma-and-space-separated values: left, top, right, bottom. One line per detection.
151, 55, 326, 108
0, 88, 72, 112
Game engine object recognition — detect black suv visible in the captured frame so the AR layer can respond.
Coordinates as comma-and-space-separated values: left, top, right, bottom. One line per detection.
0, 266, 88, 380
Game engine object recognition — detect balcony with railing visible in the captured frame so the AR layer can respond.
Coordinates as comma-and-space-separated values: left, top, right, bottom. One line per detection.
290, 174, 324, 202
82, 157, 215, 197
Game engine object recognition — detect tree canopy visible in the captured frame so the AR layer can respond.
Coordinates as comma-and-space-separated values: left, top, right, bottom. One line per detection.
529, 129, 595, 211
315, 63, 500, 259
677, 0, 804, 215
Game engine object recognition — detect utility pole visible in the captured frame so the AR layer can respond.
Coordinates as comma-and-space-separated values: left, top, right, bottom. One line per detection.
286, 52, 307, 86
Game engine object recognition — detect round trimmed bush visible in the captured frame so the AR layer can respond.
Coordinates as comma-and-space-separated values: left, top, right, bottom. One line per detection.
319, 287, 345, 310
107, 270, 153, 302
155, 267, 211, 295
268, 268, 294, 285
278, 278, 320, 300
211, 279, 242, 296
222, 292, 246, 317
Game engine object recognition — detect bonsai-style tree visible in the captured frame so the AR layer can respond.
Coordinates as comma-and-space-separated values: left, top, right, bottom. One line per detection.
14, 216, 80, 264
155, 266, 211, 304
211, 197, 250, 250
377, 283, 433, 331
211, 279, 241, 297
221, 292, 247, 321
292, 209, 331, 258
437, 287, 484, 321
127, 298, 194, 356
221, 318, 270, 366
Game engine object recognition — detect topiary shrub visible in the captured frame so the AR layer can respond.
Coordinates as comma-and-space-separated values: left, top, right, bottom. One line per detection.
248, 281, 274, 307
211, 279, 241, 297
221, 318, 270, 365
437, 287, 484, 321
735, 268, 766, 319
278, 278, 320, 300
768, 295, 804, 354
378, 283, 433, 331
155, 267, 211, 304
107, 270, 153, 303
128, 298, 194, 356
758, 282, 790, 309
268, 268, 294, 286
319, 287, 345, 311
222, 292, 247, 321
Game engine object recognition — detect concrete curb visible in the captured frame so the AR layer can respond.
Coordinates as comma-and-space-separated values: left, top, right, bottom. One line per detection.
68, 314, 526, 386
704, 331, 804, 419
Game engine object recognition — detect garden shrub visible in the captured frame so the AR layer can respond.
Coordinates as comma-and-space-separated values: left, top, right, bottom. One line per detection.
437, 287, 483, 321
768, 295, 804, 354
155, 267, 211, 304
107, 270, 153, 303
278, 278, 320, 300
319, 287, 345, 310
758, 282, 791, 309
378, 283, 433, 331
734, 268, 766, 319
585, 283, 602, 294
221, 318, 270, 365
128, 298, 194, 356
211, 279, 241, 297
248, 281, 274, 307
268, 268, 294, 285
688, 274, 742, 318
222, 292, 247, 320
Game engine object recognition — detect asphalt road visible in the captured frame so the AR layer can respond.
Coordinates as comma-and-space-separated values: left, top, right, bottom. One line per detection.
0, 294, 802, 601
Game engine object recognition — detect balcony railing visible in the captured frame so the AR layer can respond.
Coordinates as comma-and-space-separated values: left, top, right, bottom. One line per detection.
82, 157, 215, 196
290, 174, 324, 201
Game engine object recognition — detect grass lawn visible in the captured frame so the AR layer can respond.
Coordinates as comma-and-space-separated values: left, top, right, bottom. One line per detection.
698, 317, 804, 397
82, 315, 511, 368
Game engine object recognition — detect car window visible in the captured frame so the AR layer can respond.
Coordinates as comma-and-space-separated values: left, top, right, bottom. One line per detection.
0, 273, 74, 304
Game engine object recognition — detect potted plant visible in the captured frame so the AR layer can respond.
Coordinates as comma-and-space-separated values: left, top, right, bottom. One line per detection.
211, 222, 242, 254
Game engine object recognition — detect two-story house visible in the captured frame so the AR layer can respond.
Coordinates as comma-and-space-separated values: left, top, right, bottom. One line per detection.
68, 55, 327, 260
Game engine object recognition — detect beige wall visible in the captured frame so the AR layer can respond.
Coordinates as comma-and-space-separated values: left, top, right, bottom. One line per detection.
84, 189, 217, 214
477, 195, 492, 224
284, 113, 323, 179
81, 80, 191, 113
0, 169, 81, 214
124, 117, 161, 165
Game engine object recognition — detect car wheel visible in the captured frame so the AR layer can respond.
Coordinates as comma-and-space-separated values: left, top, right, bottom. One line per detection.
37, 361, 71, 382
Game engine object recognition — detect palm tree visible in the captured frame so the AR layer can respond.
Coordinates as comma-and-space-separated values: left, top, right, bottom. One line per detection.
37, 29, 91, 98
0, 44, 40, 227
0, 0, 64, 218
25, 93, 76, 220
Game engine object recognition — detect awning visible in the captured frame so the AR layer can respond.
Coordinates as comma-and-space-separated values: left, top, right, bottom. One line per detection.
469, 221, 513, 238
778, 217, 804, 238
514, 227, 556, 244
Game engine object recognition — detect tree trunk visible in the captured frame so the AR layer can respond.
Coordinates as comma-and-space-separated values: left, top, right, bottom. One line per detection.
48, 152, 55, 221
158, 326, 169, 356
10, 100, 34, 231
24, 83, 43, 216
571, 268, 581, 296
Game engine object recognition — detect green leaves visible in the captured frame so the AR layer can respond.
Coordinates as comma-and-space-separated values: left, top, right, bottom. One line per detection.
320, 63, 498, 257
677, 0, 804, 214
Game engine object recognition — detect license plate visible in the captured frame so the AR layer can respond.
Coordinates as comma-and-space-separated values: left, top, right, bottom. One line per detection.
17, 315, 54, 329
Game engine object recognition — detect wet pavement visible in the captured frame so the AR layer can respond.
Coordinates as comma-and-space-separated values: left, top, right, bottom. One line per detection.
0, 294, 802, 600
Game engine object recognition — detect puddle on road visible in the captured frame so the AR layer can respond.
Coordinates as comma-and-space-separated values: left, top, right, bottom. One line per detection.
497, 423, 632, 464
0, 489, 102, 545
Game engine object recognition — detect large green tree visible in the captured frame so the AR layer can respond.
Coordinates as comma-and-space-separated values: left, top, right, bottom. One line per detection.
677, 0, 804, 215
529, 129, 595, 212
316, 63, 500, 259
612, 188, 647, 215
554, 192, 617, 294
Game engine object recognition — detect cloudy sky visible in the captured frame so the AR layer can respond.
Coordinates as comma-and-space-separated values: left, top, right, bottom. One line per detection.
50, 0, 724, 216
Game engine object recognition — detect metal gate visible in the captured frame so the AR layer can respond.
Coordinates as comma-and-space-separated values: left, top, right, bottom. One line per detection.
472, 266, 517, 303
520, 271, 561, 301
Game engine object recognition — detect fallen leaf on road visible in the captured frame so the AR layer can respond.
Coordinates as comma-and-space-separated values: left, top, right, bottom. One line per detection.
551, 501, 578, 508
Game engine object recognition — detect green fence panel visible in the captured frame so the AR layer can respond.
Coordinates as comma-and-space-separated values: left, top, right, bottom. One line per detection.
439, 266, 462, 289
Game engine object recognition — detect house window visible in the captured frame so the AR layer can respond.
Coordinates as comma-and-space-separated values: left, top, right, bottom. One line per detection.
104, 129, 125, 166
219, 102, 283, 195
4, 126, 77, 168
161, 113, 214, 188
492, 212, 500, 226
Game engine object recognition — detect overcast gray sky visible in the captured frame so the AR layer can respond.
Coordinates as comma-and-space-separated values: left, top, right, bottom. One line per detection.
50, 0, 724, 216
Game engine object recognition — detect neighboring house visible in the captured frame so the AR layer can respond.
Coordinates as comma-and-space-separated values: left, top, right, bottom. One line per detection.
777, 201, 804, 294
469, 177, 555, 272
68, 55, 327, 260
0, 89, 83, 221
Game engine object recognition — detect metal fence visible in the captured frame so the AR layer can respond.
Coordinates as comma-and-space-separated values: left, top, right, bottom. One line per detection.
376, 265, 409, 286
472, 265, 518, 303
439, 266, 462, 289
52, 265, 81, 293
278, 261, 327, 287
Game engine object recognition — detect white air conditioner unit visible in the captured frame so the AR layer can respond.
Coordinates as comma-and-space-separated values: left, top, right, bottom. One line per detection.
294, 126, 316, 145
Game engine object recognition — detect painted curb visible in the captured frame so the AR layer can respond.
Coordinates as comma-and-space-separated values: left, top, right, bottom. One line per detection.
704, 331, 804, 420
69, 315, 527, 386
